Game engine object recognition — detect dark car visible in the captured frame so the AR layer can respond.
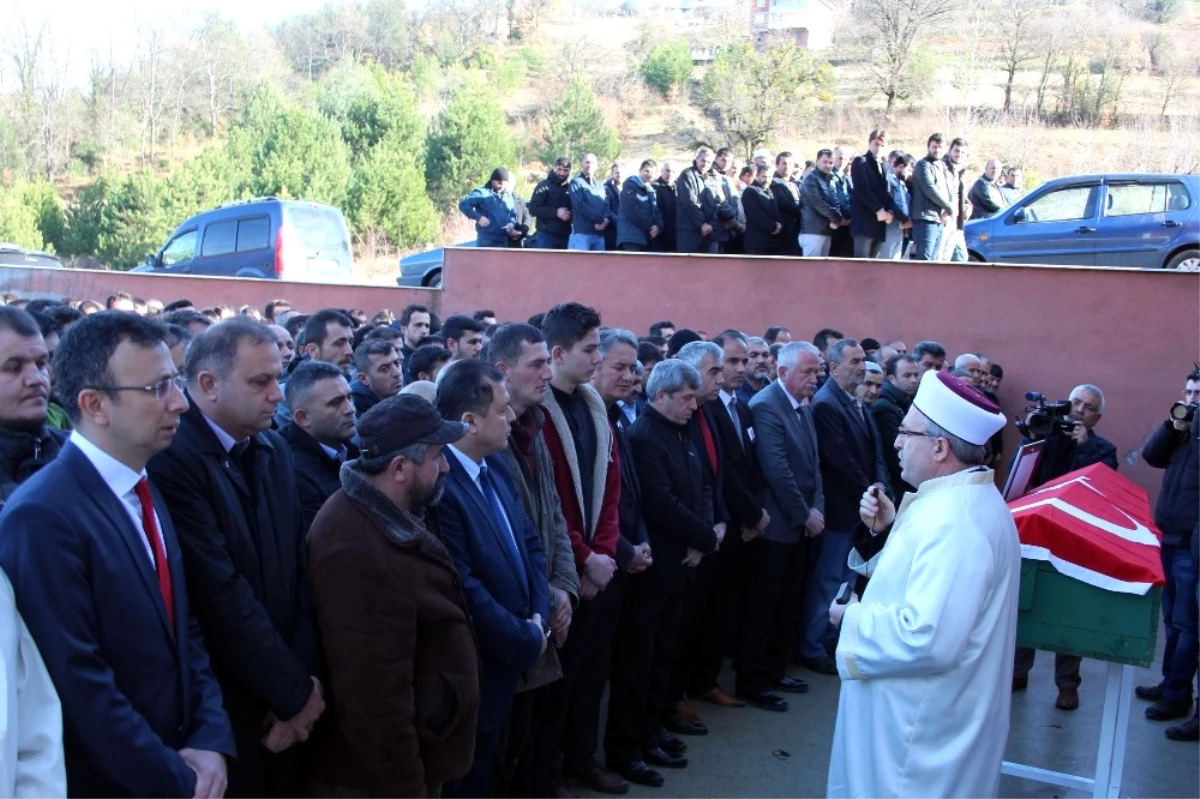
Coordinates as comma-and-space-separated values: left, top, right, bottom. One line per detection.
966, 173, 1199, 270
138, 197, 355, 281
396, 241, 473, 289
0, 243, 62, 269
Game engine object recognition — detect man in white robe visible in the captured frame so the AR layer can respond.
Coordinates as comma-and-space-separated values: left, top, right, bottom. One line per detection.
0, 568, 65, 797
827, 370, 1020, 799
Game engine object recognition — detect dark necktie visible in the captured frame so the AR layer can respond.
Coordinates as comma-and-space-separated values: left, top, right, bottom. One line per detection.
727, 396, 744, 449
479, 463, 526, 584
134, 478, 175, 629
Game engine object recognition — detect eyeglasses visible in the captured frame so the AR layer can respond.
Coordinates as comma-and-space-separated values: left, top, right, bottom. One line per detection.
92, 374, 186, 402
896, 427, 939, 440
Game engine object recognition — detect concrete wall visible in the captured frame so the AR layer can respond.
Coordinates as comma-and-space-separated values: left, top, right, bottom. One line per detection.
3, 253, 1196, 506
0, 266, 441, 317
440, 247, 1200, 504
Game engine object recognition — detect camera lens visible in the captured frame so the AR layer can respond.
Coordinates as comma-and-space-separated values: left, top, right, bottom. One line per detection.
1170, 402, 1195, 422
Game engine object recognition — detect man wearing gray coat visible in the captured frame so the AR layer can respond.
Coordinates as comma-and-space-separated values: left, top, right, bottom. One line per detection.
736, 342, 825, 713
909, 133, 955, 261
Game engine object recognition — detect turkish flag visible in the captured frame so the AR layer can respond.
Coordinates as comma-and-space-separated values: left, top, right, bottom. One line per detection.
1008, 463, 1165, 595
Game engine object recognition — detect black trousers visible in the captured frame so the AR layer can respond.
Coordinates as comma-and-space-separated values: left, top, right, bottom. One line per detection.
604, 580, 686, 769
524, 574, 620, 795
735, 538, 806, 695
830, 224, 854, 257
562, 571, 626, 774
496, 689, 537, 797
674, 538, 743, 698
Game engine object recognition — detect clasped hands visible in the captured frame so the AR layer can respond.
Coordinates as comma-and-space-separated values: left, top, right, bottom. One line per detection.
261, 676, 325, 754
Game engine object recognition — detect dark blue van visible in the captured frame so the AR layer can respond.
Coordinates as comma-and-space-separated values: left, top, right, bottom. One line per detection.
139, 198, 355, 281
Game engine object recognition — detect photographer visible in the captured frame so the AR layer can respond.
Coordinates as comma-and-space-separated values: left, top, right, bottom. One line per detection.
1134, 367, 1199, 734
1013, 383, 1118, 710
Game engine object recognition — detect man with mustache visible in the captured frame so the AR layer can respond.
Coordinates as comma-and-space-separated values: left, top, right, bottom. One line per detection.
0, 308, 65, 505
306, 395, 481, 797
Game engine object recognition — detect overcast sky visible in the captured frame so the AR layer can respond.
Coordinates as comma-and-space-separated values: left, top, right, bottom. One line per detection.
3, 0, 331, 87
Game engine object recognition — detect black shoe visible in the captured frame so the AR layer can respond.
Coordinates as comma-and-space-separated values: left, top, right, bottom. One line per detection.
1166, 716, 1200, 741
617, 761, 664, 788
773, 676, 810, 694
1136, 683, 1164, 701
800, 655, 839, 675
652, 729, 688, 755
742, 690, 788, 712
663, 712, 708, 736
1146, 697, 1193, 721
643, 746, 688, 769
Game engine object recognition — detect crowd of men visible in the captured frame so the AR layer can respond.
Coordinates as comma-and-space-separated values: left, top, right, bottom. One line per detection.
0, 286, 1194, 799
459, 130, 1026, 262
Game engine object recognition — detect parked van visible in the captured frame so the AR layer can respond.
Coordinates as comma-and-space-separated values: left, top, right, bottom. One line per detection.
139, 198, 355, 282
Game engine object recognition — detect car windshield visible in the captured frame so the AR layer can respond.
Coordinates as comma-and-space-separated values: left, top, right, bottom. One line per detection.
284, 206, 351, 258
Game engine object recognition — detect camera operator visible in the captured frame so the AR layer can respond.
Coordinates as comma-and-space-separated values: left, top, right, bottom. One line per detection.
1134, 367, 1199, 735
1013, 383, 1117, 710
1027, 384, 1118, 490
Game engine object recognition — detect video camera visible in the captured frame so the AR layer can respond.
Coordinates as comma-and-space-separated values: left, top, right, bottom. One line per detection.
1171, 401, 1196, 424
1016, 391, 1076, 441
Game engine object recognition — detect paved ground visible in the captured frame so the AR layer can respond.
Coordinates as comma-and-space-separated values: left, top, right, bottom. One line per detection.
574, 635, 1199, 798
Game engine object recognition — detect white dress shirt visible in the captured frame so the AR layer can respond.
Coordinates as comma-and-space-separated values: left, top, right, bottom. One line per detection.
69, 432, 162, 565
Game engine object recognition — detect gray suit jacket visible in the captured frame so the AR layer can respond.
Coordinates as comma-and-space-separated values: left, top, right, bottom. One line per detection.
749, 381, 824, 545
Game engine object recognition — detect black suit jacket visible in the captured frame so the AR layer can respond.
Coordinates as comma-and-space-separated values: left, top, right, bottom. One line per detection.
280, 423, 360, 532
609, 407, 648, 570
704, 396, 765, 530
0, 442, 235, 797
871, 381, 914, 499
742, 184, 783, 256
811, 380, 889, 531
849, 150, 892, 242
148, 400, 321, 795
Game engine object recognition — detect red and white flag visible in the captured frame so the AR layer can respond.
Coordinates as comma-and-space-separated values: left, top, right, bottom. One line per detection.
1008, 463, 1165, 595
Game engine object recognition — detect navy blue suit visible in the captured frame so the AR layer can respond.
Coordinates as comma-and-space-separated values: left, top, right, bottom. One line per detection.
439, 451, 549, 798
0, 442, 235, 798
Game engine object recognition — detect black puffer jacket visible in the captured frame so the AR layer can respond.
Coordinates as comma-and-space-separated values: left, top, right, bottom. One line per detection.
528, 172, 572, 238
1143, 419, 1199, 548
0, 425, 66, 507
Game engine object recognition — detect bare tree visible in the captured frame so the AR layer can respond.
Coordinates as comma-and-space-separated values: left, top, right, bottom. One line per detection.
993, 0, 1043, 113
854, 0, 952, 115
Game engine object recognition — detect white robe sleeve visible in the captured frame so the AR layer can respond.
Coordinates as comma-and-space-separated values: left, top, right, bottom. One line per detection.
837, 512, 995, 681
0, 571, 66, 798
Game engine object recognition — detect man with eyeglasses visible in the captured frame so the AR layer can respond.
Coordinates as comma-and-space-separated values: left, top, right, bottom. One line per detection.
0, 311, 235, 797
1135, 366, 1200, 735
1012, 383, 1117, 710
149, 318, 325, 797
827, 370, 1018, 798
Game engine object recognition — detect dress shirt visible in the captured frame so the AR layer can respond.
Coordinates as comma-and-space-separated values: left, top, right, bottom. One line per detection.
448, 445, 523, 566
718, 389, 744, 446
69, 431, 162, 565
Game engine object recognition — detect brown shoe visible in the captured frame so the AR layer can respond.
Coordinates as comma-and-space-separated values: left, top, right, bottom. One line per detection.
566, 766, 629, 795
697, 687, 747, 707
1056, 687, 1079, 710
675, 700, 702, 724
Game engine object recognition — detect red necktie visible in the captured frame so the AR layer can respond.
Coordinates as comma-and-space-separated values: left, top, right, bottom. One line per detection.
134, 477, 175, 630
697, 412, 719, 474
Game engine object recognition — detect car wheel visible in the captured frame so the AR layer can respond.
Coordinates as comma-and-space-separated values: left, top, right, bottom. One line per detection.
1165, 249, 1200, 272
425, 270, 442, 289
968, 252, 986, 263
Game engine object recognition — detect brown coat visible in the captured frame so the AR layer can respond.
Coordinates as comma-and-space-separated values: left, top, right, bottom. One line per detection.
308, 465, 480, 797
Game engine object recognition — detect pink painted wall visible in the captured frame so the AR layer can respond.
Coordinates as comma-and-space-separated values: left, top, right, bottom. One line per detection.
440, 247, 1200, 503
0, 266, 441, 317
3, 252, 1197, 505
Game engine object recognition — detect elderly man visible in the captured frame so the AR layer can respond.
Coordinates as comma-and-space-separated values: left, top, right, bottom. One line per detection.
969, 158, 1006, 220
740, 342, 824, 712
953, 353, 987, 388
857, 361, 885, 406
1013, 383, 1118, 709
607, 360, 718, 789
801, 339, 888, 675
307, 395, 479, 798
827, 371, 1018, 798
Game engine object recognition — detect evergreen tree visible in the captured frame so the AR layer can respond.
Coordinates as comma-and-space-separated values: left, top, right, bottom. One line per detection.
426, 76, 517, 209
539, 75, 620, 167
642, 37, 693, 98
